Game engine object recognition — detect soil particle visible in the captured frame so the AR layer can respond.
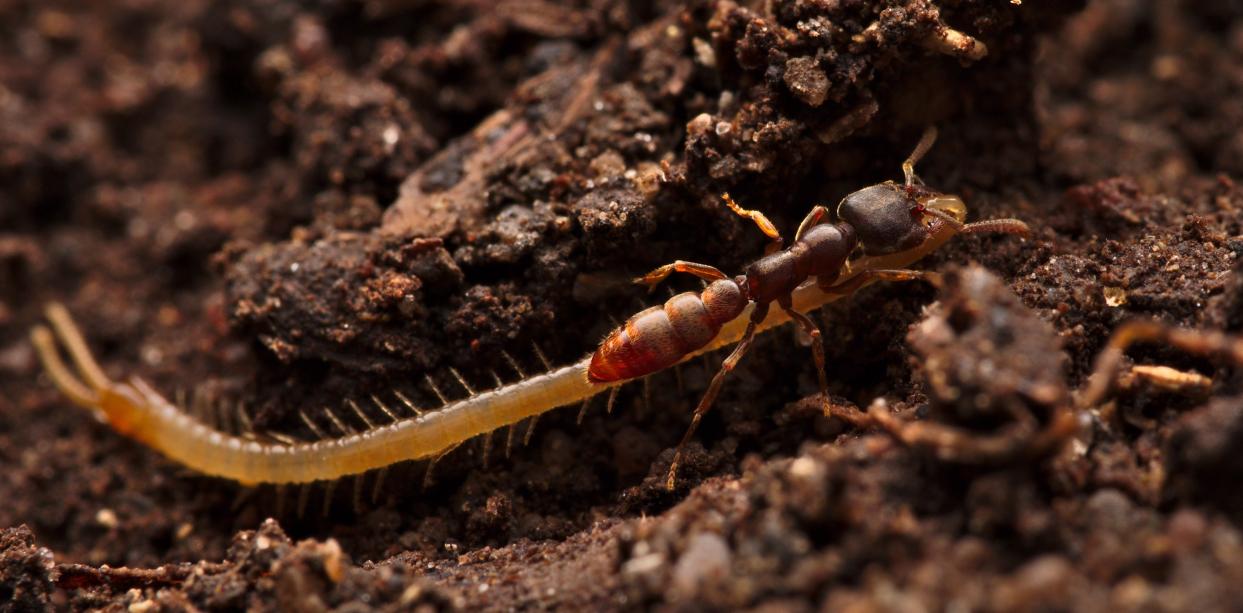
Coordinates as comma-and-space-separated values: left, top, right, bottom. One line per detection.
0, 526, 55, 612
909, 265, 1069, 432
7, 0, 1243, 610
1163, 397, 1243, 516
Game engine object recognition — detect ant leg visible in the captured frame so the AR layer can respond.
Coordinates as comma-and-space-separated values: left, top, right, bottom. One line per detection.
666, 302, 769, 490
902, 127, 938, 187
722, 193, 783, 254
635, 261, 728, 292
819, 268, 942, 298
1077, 321, 1243, 410
794, 205, 831, 242
778, 296, 831, 419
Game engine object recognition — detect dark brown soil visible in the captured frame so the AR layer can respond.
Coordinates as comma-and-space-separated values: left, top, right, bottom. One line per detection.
3, 0, 1243, 610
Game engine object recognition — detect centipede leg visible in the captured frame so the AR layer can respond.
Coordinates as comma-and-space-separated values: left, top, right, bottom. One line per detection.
321, 479, 338, 518
353, 475, 366, 515
230, 487, 253, 513
577, 397, 592, 425
423, 444, 460, 489
371, 467, 389, 504
296, 483, 312, 519
606, 386, 620, 414
523, 414, 540, 446
779, 296, 830, 418
666, 303, 768, 491
480, 430, 493, 468
274, 484, 288, 517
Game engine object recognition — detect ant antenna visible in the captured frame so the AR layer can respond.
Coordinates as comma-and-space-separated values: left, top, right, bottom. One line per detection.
923, 206, 1032, 238
902, 126, 938, 187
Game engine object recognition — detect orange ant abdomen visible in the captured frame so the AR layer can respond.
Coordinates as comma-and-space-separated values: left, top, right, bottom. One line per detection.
588, 279, 746, 382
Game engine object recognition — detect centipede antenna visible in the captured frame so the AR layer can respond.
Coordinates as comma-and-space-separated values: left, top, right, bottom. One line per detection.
352, 475, 365, 515
346, 399, 376, 430
323, 406, 354, 436
43, 303, 111, 391
371, 394, 399, 422
299, 410, 329, 440
448, 367, 476, 395
274, 484, 288, 517
524, 414, 540, 447
29, 326, 96, 408
424, 375, 449, 406
502, 350, 526, 377
505, 424, 517, 458
393, 390, 425, 416
481, 431, 493, 468
606, 387, 620, 415
532, 343, 553, 371
296, 483, 312, 519
321, 479, 337, 518
371, 467, 388, 504
577, 397, 592, 426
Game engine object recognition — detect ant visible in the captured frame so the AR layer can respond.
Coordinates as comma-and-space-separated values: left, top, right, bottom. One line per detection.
586, 128, 1031, 489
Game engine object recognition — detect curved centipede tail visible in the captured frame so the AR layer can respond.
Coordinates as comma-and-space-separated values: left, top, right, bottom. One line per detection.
30, 302, 112, 409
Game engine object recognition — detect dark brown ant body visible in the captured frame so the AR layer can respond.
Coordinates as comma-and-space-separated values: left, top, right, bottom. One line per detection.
587, 129, 1031, 487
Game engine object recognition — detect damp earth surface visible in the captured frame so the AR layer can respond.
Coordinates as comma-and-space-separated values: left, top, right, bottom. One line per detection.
3, 0, 1243, 610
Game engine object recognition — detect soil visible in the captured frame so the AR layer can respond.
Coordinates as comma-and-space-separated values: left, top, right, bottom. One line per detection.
3, 0, 1243, 610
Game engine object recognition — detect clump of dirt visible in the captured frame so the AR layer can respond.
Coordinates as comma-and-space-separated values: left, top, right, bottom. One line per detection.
4, 0, 1243, 610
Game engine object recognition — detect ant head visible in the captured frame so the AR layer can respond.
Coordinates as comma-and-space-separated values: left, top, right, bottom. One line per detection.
837, 182, 949, 255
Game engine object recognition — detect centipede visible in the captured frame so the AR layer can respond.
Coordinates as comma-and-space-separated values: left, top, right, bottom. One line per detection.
30, 128, 1032, 491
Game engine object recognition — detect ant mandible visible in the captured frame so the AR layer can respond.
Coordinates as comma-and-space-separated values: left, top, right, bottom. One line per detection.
587, 128, 1031, 489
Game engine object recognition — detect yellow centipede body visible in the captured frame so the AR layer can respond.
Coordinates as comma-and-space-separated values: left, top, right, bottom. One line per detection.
30, 132, 1031, 487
